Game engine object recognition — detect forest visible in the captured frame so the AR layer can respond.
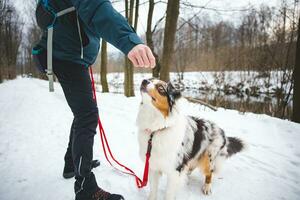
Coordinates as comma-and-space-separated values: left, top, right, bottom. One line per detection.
0, 0, 299, 122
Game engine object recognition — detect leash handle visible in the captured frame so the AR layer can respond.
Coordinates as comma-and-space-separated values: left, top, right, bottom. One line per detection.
89, 66, 149, 188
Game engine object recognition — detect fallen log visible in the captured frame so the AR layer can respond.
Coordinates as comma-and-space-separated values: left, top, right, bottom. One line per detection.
184, 96, 218, 111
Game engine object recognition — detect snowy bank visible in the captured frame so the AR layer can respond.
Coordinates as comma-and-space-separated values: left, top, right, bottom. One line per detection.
0, 78, 299, 200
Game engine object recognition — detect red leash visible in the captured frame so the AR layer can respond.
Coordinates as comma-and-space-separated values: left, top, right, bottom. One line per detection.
89, 67, 151, 188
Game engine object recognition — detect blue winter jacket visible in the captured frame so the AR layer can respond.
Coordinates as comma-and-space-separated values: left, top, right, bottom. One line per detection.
38, 0, 143, 66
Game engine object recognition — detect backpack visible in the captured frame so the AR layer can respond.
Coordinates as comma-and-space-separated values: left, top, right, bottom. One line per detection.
32, 0, 82, 92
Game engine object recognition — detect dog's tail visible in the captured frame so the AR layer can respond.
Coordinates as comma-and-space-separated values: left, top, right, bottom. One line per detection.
226, 137, 245, 157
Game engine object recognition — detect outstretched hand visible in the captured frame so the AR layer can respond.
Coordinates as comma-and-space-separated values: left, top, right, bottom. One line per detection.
127, 44, 156, 68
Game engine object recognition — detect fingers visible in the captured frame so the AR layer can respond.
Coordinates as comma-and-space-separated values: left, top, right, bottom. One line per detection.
128, 54, 139, 67
127, 44, 156, 69
140, 48, 150, 68
135, 51, 144, 67
146, 47, 156, 68
128, 50, 139, 67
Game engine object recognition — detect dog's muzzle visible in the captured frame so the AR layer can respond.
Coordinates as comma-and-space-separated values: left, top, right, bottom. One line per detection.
140, 79, 150, 92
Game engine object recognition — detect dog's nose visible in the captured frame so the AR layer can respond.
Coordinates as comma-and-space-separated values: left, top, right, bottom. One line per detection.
140, 79, 150, 92
142, 79, 150, 86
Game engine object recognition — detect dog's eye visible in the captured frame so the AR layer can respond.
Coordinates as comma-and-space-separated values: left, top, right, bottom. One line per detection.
157, 85, 167, 95
151, 97, 156, 101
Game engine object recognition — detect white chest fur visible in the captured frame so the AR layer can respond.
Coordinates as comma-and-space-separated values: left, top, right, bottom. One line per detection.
136, 102, 187, 173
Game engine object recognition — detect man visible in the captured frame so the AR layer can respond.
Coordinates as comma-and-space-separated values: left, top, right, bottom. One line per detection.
36, 0, 155, 200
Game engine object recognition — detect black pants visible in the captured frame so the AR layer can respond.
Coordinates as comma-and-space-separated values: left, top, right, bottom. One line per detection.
53, 58, 98, 178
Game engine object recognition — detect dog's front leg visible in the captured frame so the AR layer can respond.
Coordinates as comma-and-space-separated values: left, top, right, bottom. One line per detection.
165, 171, 183, 200
148, 170, 161, 200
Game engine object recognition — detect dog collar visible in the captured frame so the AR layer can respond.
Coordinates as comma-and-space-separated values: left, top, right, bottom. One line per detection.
145, 127, 168, 134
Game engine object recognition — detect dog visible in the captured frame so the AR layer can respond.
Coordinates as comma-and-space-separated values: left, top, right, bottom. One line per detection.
136, 78, 245, 200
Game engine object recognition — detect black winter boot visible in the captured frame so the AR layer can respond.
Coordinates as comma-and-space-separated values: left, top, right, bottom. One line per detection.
63, 149, 75, 179
63, 147, 101, 179
75, 172, 124, 200
63, 156, 101, 179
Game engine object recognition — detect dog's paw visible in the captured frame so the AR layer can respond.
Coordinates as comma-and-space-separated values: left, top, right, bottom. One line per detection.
202, 183, 212, 195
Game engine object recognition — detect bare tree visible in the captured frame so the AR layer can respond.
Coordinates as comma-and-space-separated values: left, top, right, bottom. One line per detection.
124, 0, 136, 97
0, 0, 6, 82
293, 16, 300, 123
134, 0, 139, 30
160, 0, 180, 81
19, 0, 42, 78
146, 0, 161, 78
100, 40, 109, 92
0, 0, 22, 82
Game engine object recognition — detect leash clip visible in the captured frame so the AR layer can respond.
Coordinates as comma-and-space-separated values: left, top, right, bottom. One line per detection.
47, 71, 53, 76
146, 132, 154, 155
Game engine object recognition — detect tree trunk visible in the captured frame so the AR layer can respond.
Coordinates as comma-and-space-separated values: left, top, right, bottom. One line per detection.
0, 1, 3, 83
159, 0, 180, 81
0, 66, 2, 83
146, 0, 161, 78
100, 40, 109, 93
124, 58, 134, 96
124, 0, 136, 97
134, 0, 139, 30
292, 17, 300, 123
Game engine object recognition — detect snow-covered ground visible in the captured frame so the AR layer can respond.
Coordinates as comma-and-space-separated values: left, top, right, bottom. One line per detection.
0, 77, 300, 200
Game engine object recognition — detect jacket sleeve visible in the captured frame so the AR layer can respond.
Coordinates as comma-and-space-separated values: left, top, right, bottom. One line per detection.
70, 0, 143, 55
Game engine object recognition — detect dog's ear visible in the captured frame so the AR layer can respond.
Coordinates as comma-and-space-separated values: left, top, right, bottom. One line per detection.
166, 82, 181, 112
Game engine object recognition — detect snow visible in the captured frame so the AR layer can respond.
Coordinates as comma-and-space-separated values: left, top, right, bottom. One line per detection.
0, 77, 300, 200
95, 71, 292, 104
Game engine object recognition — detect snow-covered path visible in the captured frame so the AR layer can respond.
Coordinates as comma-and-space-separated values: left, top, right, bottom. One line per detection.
0, 78, 300, 200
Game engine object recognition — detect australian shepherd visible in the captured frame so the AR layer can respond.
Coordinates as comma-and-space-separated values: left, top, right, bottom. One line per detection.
136, 78, 245, 200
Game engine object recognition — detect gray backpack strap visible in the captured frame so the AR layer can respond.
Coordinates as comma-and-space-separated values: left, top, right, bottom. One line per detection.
56, 7, 75, 17
47, 26, 54, 92
76, 12, 84, 59
46, 6, 76, 92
